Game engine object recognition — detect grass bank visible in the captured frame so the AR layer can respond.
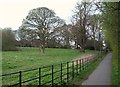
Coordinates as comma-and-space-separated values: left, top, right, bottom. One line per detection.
112, 54, 118, 85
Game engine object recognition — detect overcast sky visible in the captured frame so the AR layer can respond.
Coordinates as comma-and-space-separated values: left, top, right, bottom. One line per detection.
0, 0, 80, 30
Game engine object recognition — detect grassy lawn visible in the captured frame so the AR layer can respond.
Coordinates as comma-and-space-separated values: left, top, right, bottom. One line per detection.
2, 47, 98, 74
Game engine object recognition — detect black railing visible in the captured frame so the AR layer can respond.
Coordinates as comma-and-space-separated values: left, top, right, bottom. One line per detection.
1, 56, 98, 86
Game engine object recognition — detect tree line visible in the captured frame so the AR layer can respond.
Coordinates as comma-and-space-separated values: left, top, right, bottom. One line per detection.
1, 1, 119, 55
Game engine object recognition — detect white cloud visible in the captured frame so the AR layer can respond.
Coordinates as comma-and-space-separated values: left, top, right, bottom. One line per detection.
0, 0, 78, 30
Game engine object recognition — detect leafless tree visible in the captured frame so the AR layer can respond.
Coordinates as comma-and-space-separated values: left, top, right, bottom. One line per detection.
20, 7, 64, 54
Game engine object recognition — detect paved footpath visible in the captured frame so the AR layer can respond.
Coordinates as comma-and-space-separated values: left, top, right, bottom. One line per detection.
82, 53, 112, 85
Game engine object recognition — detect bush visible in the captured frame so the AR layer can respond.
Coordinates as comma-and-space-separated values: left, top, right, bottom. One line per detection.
2, 28, 17, 51
85, 39, 102, 50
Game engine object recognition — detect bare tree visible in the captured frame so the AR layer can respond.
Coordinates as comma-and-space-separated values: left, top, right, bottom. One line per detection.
72, 1, 93, 52
20, 7, 64, 54
87, 14, 103, 50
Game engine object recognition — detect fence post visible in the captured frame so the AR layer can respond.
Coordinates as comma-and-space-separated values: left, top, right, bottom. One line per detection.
87, 58, 89, 67
72, 61, 74, 80
89, 58, 90, 65
81, 59, 83, 71
19, 71, 22, 87
79, 60, 81, 72
93, 57, 95, 62
88, 58, 89, 65
76, 60, 78, 75
52, 65, 54, 87
86, 58, 88, 68
39, 68, 41, 86
60, 63, 62, 83
82, 59, 85, 70
67, 62, 69, 83
84, 59, 86, 70
84, 58, 86, 70
90, 58, 92, 64
86, 58, 87, 69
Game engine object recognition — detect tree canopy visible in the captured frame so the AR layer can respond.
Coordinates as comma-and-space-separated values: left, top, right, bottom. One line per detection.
102, 2, 119, 57
19, 7, 65, 54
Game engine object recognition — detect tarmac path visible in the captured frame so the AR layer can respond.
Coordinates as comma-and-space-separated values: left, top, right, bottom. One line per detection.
82, 53, 112, 85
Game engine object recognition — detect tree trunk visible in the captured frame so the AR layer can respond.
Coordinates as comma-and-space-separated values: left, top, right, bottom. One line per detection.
81, 32, 85, 53
93, 38, 96, 50
93, 30, 96, 50
94, 41, 96, 50
79, 42, 85, 53
40, 45, 45, 55
41, 48, 45, 55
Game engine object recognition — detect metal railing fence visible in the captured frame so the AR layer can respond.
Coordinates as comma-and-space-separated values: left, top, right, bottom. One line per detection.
1, 56, 98, 86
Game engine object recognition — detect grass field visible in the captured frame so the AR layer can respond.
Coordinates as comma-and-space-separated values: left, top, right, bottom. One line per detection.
2, 47, 98, 74
2, 47, 102, 85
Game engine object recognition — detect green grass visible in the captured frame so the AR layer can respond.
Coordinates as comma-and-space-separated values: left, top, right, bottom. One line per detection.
112, 56, 118, 85
2, 47, 100, 85
2, 47, 78, 74
2, 47, 98, 74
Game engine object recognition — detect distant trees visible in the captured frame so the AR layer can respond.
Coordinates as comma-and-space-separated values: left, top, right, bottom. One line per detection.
1, 3, 109, 53
71, 1, 98, 52
2, 28, 17, 51
94, 2, 119, 53
70, 0, 104, 52
87, 14, 103, 50
1, 2, 118, 56
85, 39, 102, 50
19, 7, 65, 54
51, 24, 73, 48
15, 2, 105, 53
17, 26, 38, 47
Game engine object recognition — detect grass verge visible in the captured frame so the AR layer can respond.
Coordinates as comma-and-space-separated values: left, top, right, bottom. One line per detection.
112, 56, 118, 85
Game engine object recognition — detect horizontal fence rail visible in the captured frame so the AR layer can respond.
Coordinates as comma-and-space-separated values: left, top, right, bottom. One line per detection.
1, 56, 98, 86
